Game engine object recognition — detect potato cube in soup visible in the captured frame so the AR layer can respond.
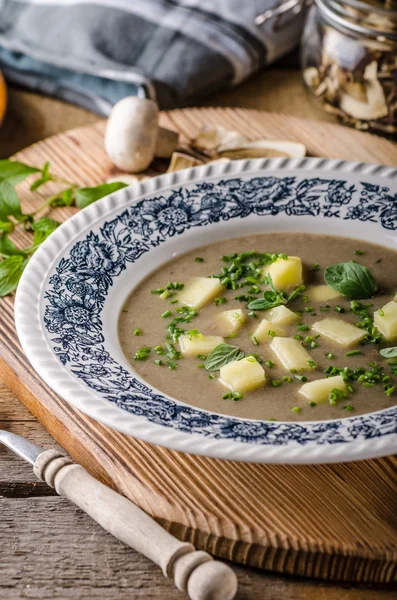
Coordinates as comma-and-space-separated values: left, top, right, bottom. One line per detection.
177, 277, 223, 309
219, 357, 266, 394
253, 318, 287, 343
299, 376, 347, 404
306, 285, 341, 303
217, 309, 246, 337
270, 337, 312, 371
179, 334, 224, 357
374, 301, 397, 342
264, 256, 302, 290
312, 318, 366, 347
263, 305, 299, 326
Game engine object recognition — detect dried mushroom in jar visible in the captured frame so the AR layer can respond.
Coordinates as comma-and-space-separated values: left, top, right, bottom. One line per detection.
301, 1, 397, 135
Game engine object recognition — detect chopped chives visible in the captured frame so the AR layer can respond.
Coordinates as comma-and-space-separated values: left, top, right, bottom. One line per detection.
308, 401, 317, 407
133, 328, 142, 336
271, 379, 282, 387
283, 376, 293, 383
309, 263, 320, 271
252, 335, 259, 346
345, 350, 362, 357
344, 404, 354, 411
161, 310, 172, 318
214, 297, 227, 305
354, 249, 364, 255
265, 360, 275, 368
297, 324, 310, 331
154, 359, 163, 366
295, 375, 307, 382
151, 288, 164, 294
208, 374, 217, 379
196, 363, 205, 369
134, 347, 151, 360
291, 406, 301, 413
194, 257, 204, 262
325, 352, 334, 359
223, 392, 242, 401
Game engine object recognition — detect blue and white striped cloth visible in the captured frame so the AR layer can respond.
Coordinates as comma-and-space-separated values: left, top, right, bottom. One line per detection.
0, 0, 305, 113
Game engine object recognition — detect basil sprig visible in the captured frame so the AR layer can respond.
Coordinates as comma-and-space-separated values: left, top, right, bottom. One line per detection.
379, 347, 397, 359
0, 159, 129, 297
247, 275, 305, 311
204, 343, 245, 372
324, 261, 377, 300
248, 290, 285, 311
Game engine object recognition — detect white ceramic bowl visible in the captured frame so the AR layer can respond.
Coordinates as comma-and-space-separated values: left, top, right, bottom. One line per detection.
15, 158, 397, 463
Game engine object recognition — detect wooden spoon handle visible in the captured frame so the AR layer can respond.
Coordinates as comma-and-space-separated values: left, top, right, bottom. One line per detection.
33, 449, 237, 600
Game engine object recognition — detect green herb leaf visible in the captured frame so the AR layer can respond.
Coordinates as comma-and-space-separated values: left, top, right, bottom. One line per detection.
30, 161, 53, 191
0, 160, 40, 186
32, 217, 61, 246
0, 180, 22, 220
0, 234, 29, 257
75, 182, 128, 208
49, 187, 75, 208
204, 343, 245, 372
324, 261, 377, 299
0, 255, 27, 296
248, 290, 285, 311
0, 219, 14, 233
379, 347, 397, 359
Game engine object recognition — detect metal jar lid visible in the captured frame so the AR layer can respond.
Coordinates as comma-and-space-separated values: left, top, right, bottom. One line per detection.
316, 0, 397, 41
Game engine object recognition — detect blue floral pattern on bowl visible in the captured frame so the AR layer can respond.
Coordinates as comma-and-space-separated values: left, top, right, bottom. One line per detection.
43, 175, 397, 446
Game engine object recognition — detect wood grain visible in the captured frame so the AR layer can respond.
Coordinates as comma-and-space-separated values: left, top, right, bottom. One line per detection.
1, 108, 397, 585
3, 498, 396, 600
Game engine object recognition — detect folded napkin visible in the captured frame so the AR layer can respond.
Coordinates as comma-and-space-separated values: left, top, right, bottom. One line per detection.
0, 0, 305, 113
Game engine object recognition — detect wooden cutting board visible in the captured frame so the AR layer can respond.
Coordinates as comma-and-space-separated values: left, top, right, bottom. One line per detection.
1, 108, 397, 584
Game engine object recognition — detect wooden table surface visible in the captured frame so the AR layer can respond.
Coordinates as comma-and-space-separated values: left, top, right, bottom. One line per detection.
1, 69, 396, 599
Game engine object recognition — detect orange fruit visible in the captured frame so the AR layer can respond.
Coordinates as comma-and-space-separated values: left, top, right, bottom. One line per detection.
0, 71, 7, 125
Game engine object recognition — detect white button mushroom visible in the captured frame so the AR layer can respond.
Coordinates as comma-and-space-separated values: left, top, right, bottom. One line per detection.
105, 97, 159, 173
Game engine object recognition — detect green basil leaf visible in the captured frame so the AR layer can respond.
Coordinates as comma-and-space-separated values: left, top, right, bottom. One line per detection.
248, 291, 285, 311
379, 347, 397, 359
204, 343, 245, 372
0, 160, 40, 186
50, 187, 75, 208
0, 234, 29, 257
30, 161, 53, 191
0, 255, 27, 296
0, 219, 14, 233
75, 182, 128, 209
324, 261, 377, 299
0, 180, 22, 220
32, 216, 61, 246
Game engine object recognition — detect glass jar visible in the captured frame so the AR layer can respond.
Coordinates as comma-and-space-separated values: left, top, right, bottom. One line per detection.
301, 0, 397, 136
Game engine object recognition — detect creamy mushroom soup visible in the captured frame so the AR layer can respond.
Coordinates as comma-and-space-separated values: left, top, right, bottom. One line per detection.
118, 233, 397, 422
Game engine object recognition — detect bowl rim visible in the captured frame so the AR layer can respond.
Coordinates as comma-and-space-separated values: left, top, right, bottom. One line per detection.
15, 156, 397, 464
